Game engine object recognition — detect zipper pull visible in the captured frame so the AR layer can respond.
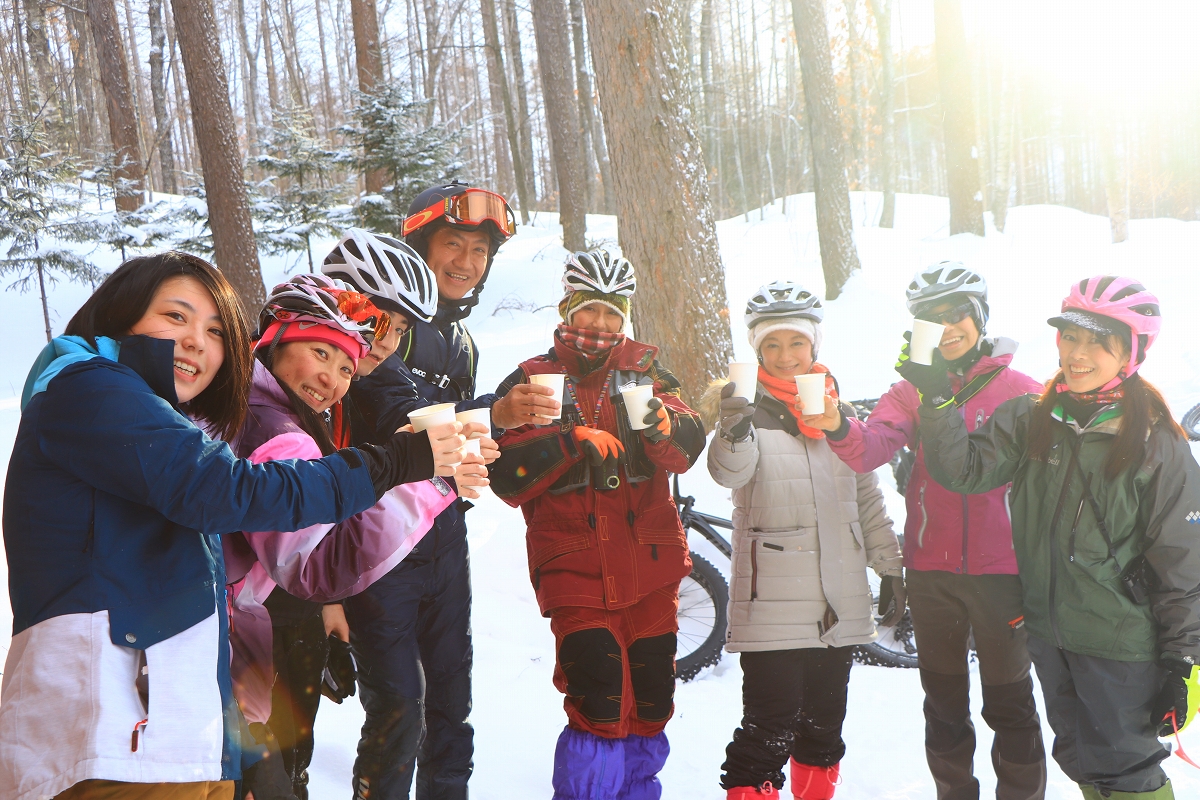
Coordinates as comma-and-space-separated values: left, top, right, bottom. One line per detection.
131, 718, 148, 752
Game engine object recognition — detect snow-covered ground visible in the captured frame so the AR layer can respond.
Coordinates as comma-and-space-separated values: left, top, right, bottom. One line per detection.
2, 192, 1199, 798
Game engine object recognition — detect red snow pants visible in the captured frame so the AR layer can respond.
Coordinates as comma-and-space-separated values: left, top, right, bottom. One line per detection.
550, 583, 681, 739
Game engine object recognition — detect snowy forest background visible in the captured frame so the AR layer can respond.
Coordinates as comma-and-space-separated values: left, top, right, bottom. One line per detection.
2, 0, 1200, 398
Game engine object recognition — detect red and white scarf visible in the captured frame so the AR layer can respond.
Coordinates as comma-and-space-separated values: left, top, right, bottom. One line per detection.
757, 363, 838, 439
556, 323, 626, 357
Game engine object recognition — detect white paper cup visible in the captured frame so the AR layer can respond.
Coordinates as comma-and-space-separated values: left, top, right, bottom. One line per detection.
910, 319, 947, 366
529, 373, 565, 420
462, 437, 482, 457
455, 408, 492, 438
728, 362, 758, 401
620, 384, 656, 430
407, 402, 458, 432
794, 373, 827, 415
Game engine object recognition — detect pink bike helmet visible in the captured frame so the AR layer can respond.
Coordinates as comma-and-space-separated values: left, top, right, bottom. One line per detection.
1047, 276, 1161, 376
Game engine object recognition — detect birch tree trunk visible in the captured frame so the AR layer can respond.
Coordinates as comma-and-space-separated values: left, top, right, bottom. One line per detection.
87, 0, 146, 211
530, 0, 586, 250
350, 0, 385, 193
582, 0, 733, 399
480, 0, 524, 209
868, 0, 895, 227
933, 0, 984, 235
171, 0, 265, 309
148, 0, 178, 194
790, 0, 861, 298
569, 0, 614, 214
501, 0, 537, 207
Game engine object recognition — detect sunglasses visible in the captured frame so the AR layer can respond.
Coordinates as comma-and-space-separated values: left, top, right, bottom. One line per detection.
917, 302, 974, 326
401, 188, 517, 238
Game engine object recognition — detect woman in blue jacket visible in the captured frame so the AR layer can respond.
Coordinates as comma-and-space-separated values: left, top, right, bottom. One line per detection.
0, 252, 471, 800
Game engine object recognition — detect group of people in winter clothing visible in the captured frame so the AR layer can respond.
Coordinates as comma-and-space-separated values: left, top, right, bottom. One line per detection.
1, 172, 1198, 800
708, 264, 1199, 800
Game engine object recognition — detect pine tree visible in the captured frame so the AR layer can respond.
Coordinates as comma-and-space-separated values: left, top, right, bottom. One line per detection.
342, 85, 463, 235
0, 119, 104, 342
255, 107, 347, 271
86, 151, 175, 261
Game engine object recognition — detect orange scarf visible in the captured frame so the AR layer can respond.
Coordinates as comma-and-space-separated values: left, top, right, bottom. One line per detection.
757, 363, 838, 439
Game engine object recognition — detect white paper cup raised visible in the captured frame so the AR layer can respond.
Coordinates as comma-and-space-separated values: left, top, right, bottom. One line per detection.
620, 384, 656, 430
407, 402, 458, 432
455, 408, 492, 438
462, 437, 482, 457
728, 362, 758, 401
794, 373, 827, 415
529, 373, 566, 421
909, 319, 947, 366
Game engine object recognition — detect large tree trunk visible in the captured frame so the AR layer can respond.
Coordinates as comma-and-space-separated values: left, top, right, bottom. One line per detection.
65, 6, 100, 156
87, 0, 146, 211
933, 0, 984, 235
480, 0, 527, 213
148, 0, 179, 194
23, 0, 60, 124
530, 0, 587, 251
171, 0, 265, 310
790, 0, 861, 298
868, 0, 895, 227
569, 0, 614, 215
350, 0, 386, 194
501, 0, 537, 209
582, 0, 733, 399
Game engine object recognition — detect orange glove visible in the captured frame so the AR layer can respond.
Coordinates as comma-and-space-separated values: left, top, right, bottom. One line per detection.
572, 426, 625, 466
641, 397, 671, 442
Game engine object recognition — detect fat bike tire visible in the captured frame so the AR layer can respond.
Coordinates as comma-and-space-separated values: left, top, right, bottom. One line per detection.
853, 609, 920, 669
1183, 402, 1200, 442
676, 553, 728, 682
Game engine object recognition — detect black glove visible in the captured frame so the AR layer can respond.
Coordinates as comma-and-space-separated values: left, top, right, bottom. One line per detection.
718, 382, 756, 441
321, 636, 358, 704
895, 331, 953, 406
342, 429, 436, 501
877, 574, 907, 627
1152, 653, 1196, 736
642, 397, 671, 443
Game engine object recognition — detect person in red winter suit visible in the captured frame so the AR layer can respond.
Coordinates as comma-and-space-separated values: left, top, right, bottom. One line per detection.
490, 250, 706, 800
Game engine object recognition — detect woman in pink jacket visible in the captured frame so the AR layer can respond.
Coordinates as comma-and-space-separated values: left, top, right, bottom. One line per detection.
803, 263, 1048, 800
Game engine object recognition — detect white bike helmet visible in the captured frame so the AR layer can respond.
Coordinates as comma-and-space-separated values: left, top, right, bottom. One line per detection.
322, 228, 438, 324
744, 281, 824, 328
562, 250, 637, 297
905, 262, 989, 325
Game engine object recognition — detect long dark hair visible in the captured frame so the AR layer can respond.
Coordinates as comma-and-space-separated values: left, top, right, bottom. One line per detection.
255, 345, 339, 456
1028, 370, 1186, 480
65, 251, 253, 440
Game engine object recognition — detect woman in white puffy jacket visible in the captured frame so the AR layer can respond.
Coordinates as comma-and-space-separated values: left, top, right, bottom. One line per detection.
703, 282, 903, 800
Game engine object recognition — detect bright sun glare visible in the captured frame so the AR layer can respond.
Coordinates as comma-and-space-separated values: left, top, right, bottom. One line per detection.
974, 0, 1200, 107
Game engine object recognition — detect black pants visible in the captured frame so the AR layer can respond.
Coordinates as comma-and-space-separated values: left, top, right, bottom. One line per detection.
720, 647, 854, 791
267, 613, 330, 800
344, 534, 474, 800
907, 570, 1047, 800
1026, 635, 1169, 795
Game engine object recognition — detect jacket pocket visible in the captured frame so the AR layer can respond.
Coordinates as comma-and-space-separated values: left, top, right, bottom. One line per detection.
915, 482, 929, 548
526, 515, 593, 570
849, 521, 865, 550
633, 500, 686, 547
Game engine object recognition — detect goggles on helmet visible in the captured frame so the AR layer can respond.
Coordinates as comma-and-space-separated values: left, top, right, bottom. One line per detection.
334, 290, 392, 341
401, 188, 517, 239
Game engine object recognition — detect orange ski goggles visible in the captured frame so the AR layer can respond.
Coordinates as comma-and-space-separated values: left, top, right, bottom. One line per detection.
401, 188, 517, 239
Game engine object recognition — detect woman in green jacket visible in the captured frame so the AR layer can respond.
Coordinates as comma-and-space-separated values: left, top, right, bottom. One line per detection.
905, 276, 1200, 800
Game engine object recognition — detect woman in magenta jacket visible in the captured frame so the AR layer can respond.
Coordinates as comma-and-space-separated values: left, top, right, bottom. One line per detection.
804, 263, 1048, 800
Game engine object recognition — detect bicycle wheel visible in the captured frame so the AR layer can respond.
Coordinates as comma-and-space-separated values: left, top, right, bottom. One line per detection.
1183, 402, 1200, 442
853, 609, 919, 669
676, 553, 728, 682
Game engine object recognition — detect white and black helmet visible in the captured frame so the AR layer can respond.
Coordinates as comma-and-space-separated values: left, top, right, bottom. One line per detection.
562, 250, 637, 297
322, 228, 438, 324
744, 281, 824, 329
906, 262, 990, 329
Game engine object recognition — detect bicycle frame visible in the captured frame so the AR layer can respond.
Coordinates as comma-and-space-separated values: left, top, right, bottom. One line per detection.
672, 474, 732, 558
